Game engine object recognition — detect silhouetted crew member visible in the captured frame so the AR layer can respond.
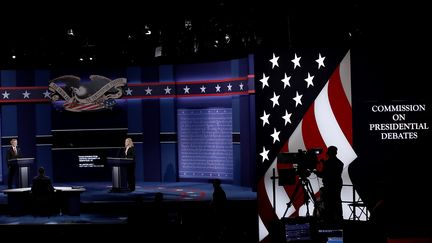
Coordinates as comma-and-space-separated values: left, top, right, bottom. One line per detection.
211, 178, 227, 209
315, 146, 344, 225
31, 167, 55, 195
209, 179, 228, 241
31, 167, 56, 215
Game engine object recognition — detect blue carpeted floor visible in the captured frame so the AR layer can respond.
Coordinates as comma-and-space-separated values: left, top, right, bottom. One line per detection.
0, 181, 256, 225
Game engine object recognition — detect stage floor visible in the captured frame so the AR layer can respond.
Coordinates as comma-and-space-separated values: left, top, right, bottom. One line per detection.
1, 181, 256, 204
0, 181, 256, 225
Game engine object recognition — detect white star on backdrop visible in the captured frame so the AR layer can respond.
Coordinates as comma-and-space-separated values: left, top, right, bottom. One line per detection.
304, 72, 315, 88
260, 146, 269, 162
43, 90, 51, 98
270, 92, 280, 108
145, 87, 152, 95
22, 90, 31, 99
2, 91, 10, 99
260, 110, 270, 127
259, 73, 269, 89
239, 83, 244, 90
316, 53, 326, 69
125, 88, 133, 95
164, 86, 171, 94
227, 83, 232, 91
215, 84, 221, 92
281, 73, 291, 89
282, 110, 292, 125
291, 53, 301, 69
270, 128, 280, 144
183, 86, 190, 94
200, 85, 206, 93
269, 53, 279, 69
293, 91, 303, 107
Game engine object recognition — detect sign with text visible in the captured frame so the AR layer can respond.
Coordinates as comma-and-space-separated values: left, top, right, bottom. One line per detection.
177, 108, 233, 180
368, 103, 429, 140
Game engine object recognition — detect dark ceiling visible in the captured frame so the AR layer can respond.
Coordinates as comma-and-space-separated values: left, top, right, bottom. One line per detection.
0, 1, 428, 69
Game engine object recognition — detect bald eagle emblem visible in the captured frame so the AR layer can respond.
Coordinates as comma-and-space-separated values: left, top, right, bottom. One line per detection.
48, 75, 127, 112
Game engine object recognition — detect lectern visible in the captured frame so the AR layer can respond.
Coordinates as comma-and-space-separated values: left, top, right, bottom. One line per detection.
107, 157, 133, 192
8, 158, 34, 188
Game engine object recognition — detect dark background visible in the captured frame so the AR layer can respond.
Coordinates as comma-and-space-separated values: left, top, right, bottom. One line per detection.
1, 0, 431, 230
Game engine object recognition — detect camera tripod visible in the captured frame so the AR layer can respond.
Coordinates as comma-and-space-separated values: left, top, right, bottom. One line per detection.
282, 174, 316, 218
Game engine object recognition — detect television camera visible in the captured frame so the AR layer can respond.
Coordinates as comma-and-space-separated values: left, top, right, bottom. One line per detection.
277, 148, 322, 179
276, 148, 322, 218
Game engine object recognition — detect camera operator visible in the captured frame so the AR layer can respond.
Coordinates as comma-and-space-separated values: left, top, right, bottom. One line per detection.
314, 145, 344, 226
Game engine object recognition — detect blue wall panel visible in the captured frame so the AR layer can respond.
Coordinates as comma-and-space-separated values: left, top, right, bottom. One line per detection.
159, 65, 177, 182
1, 104, 18, 182
37, 146, 53, 179
232, 96, 241, 185
240, 95, 254, 187
126, 67, 142, 84
133, 143, 143, 182
142, 99, 161, 181
233, 144, 241, 185
1, 105, 18, 137
1, 70, 16, 86
161, 143, 177, 182
126, 67, 144, 181
35, 71, 52, 135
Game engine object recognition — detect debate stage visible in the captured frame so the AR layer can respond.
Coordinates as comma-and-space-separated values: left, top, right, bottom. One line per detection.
1, 182, 432, 242
0, 181, 256, 214
0, 181, 258, 241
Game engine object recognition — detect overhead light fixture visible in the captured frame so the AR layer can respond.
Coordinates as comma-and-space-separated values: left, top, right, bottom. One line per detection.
225, 34, 231, 43
185, 19, 192, 30
144, 25, 151, 35
155, 46, 162, 57
194, 37, 199, 53
67, 29, 74, 36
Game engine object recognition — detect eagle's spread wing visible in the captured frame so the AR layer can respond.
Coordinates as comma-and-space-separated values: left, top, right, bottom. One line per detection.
50, 75, 81, 88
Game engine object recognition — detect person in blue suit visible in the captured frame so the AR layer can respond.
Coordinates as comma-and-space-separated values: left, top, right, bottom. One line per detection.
6, 138, 21, 189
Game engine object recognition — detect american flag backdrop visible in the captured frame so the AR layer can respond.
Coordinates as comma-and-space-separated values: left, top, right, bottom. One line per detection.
255, 48, 358, 242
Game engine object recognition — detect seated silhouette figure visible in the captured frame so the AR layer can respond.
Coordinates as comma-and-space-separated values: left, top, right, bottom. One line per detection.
31, 167, 57, 216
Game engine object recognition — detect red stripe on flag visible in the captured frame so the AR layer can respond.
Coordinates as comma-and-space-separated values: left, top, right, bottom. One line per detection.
302, 103, 327, 162
281, 141, 288, 152
257, 178, 278, 229
302, 103, 326, 148
328, 66, 353, 144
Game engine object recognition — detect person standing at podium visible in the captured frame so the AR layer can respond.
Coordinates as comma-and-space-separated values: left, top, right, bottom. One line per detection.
122, 138, 136, 191
6, 138, 21, 189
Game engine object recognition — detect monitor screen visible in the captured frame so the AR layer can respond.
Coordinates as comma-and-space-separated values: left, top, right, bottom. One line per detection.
285, 222, 312, 242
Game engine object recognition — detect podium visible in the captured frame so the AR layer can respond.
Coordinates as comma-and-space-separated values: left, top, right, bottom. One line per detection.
8, 158, 34, 188
107, 157, 133, 192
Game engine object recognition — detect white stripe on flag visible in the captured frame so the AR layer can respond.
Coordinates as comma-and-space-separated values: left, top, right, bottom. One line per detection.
287, 120, 306, 152
258, 215, 269, 242
314, 82, 357, 167
339, 51, 352, 106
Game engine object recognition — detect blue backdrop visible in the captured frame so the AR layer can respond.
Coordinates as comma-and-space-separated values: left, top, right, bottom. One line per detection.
0, 56, 256, 188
